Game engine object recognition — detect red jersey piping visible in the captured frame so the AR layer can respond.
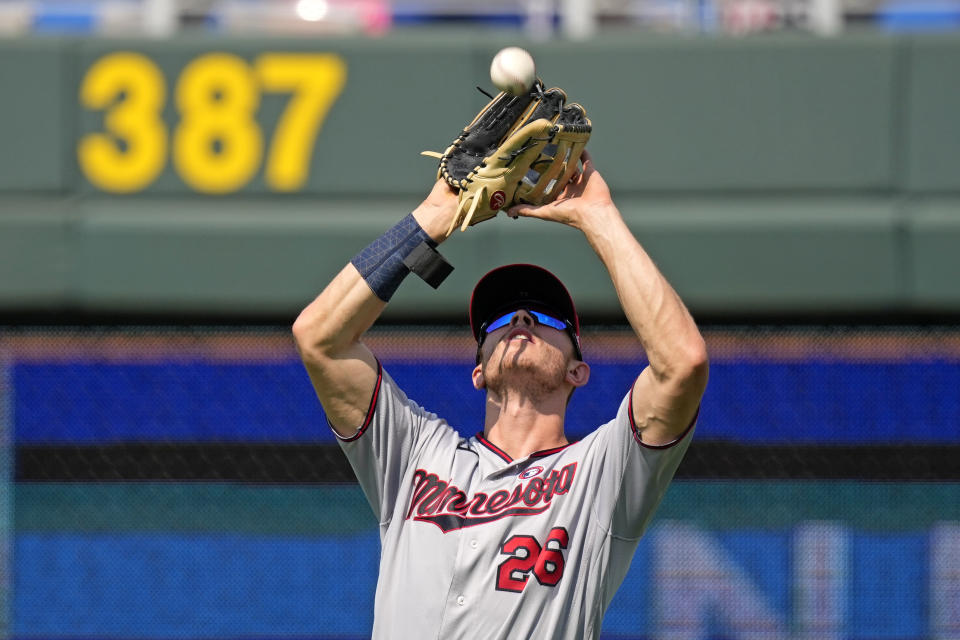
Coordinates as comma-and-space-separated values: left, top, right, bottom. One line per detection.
334, 360, 383, 443
628, 379, 698, 449
476, 432, 574, 462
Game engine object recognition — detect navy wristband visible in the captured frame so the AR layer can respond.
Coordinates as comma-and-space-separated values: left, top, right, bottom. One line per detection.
351, 214, 452, 301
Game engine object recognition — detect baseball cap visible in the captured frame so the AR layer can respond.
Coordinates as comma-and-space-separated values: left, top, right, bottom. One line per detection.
470, 264, 581, 355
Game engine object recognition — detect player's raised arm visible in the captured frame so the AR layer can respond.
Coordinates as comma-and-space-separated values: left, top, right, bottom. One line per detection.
509, 152, 708, 445
292, 180, 458, 438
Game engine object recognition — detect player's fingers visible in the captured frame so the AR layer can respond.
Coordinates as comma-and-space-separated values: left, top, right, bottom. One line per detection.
507, 203, 547, 219
579, 150, 596, 178
507, 204, 530, 218
511, 202, 574, 227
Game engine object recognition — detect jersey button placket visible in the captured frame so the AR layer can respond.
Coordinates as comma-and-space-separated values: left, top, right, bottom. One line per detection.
439, 529, 476, 635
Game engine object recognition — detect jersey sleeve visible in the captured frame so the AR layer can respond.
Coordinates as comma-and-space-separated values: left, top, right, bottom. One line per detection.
588, 383, 697, 540
333, 361, 454, 525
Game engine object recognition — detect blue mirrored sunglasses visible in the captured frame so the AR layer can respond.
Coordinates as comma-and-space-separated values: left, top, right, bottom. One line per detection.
482, 309, 568, 334
478, 309, 582, 360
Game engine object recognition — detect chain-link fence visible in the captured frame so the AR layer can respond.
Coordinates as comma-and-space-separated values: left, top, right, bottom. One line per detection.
4, 325, 959, 639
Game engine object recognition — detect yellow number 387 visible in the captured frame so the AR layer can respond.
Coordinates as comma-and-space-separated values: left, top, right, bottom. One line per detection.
78, 51, 347, 194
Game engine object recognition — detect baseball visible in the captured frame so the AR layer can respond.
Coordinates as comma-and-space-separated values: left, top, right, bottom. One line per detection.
490, 47, 536, 96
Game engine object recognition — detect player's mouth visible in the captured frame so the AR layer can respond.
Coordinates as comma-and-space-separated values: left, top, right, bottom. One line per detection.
506, 328, 534, 343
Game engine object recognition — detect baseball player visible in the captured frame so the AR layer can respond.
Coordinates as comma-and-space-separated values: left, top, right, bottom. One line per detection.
293, 152, 708, 639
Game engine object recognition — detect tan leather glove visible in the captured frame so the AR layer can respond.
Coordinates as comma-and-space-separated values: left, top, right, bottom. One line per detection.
423, 81, 591, 237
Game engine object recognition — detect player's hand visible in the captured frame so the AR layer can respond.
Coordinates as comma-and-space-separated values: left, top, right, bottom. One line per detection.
506, 152, 616, 231
412, 179, 460, 243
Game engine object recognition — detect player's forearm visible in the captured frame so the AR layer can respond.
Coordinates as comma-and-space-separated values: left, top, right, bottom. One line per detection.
292, 263, 386, 361
411, 195, 456, 244
582, 205, 708, 387
293, 198, 454, 360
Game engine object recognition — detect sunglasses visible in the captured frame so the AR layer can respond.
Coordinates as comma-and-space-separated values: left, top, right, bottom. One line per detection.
478, 309, 582, 359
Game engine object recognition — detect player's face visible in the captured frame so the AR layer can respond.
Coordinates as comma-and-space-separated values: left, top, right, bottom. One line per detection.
479, 308, 581, 361
478, 309, 579, 397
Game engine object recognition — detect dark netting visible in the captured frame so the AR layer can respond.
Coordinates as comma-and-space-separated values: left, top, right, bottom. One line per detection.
3, 325, 959, 639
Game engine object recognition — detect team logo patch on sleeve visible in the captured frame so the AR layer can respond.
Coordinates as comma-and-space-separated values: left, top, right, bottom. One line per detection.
405, 463, 577, 533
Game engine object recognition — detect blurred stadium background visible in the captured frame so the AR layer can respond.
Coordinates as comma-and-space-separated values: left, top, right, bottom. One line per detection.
2, 0, 960, 638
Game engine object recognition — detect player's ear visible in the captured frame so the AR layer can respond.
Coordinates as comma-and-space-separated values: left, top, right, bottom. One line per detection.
566, 360, 590, 388
472, 363, 486, 390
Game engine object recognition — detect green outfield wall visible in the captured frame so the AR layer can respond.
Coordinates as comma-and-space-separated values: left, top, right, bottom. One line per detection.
1, 32, 959, 318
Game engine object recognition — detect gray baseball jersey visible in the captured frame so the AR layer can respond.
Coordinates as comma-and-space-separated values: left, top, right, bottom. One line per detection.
335, 362, 695, 640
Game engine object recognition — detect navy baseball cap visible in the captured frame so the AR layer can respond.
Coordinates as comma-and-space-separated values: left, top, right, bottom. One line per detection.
470, 264, 581, 353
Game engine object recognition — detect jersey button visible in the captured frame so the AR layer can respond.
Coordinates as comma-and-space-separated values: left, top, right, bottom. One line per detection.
456, 595, 466, 606
470, 539, 478, 549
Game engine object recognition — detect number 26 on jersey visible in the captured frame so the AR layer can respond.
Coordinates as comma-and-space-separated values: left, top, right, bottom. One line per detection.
496, 527, 570, 593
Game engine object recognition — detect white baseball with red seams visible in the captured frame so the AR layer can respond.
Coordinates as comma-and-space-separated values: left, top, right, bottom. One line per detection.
490, 47, 536, 95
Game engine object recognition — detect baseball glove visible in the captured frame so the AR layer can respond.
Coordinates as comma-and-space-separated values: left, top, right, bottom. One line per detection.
422, 81, 592, 237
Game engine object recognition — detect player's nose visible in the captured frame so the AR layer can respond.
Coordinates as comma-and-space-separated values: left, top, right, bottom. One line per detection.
511, 310, 535, 328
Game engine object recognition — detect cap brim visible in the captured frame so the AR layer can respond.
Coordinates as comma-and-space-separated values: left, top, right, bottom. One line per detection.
469, 264, 580, 341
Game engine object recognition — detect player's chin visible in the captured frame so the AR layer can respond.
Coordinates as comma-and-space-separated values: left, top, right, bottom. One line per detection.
487, 365, 563, 397
496, 352, 566, 383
